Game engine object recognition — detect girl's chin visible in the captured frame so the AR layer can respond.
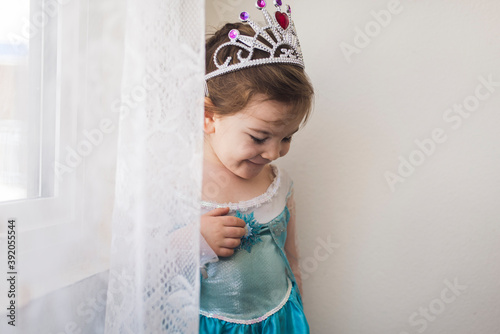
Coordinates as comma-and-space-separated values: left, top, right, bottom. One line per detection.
215, 160, 266, 180
231, 161, 266, 179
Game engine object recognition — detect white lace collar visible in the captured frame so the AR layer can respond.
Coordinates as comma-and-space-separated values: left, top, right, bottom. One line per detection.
201, 164, 281, 212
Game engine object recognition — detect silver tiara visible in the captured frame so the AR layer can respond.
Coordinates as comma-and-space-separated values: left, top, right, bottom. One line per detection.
205, 0, 305, 83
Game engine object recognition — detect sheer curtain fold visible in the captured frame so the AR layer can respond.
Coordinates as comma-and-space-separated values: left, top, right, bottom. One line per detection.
1, 0, 204, 332
105, 0, 205, 333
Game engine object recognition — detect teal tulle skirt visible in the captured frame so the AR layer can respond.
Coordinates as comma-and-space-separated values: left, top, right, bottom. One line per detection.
199, 283, 309, 334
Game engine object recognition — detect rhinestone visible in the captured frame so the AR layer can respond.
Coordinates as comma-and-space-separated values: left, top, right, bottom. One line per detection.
256, 0, 266, 9
228, 29, 239, 40
274, 0, 282, 6
275, 11, 289, 29
240, 11, 249, 21
287, 4, 291, 14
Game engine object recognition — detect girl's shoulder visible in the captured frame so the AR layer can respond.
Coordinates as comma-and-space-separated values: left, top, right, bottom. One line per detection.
275, 165, 293, 198
201, 164, 293, 212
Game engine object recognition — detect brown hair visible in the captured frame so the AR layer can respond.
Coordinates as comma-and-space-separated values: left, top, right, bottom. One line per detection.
205, 22, 314, 125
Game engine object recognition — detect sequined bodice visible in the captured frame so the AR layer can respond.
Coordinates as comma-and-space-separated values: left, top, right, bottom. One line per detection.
200, 165, 295, 322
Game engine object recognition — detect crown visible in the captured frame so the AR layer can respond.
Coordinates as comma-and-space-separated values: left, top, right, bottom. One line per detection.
205, 0, 304, 82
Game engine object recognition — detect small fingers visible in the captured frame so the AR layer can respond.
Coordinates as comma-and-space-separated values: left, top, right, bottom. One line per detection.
220, 237, 241, 249
222, 216, 246, 228
217, 247, 235, 258
205, 207, 230, 217
223, 226, 247, 238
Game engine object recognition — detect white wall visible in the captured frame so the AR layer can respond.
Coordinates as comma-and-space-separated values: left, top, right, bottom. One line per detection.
207, 1, 500, 333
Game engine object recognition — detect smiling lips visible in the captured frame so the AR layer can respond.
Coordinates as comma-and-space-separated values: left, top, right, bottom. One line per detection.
248, 158, 270, 166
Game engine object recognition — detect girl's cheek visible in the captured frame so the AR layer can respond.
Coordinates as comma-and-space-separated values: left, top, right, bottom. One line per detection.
239, 143, 259, 157
238, 139, 254, 150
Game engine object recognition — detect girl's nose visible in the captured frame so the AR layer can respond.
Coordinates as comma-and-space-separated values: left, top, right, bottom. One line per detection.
261, 142, 281, 161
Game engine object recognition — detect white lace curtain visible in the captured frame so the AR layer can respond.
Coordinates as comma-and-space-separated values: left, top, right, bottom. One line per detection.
105, 0, 205, 332
0, 0, 205, 333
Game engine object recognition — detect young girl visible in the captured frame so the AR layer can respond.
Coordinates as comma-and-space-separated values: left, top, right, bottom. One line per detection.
200, 1, 314, 332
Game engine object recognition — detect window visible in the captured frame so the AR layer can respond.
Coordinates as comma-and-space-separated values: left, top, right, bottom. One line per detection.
0, 1, 32, 201
0, 0, 98, 301
0, 0, 61, 204
0, 0, 75, 226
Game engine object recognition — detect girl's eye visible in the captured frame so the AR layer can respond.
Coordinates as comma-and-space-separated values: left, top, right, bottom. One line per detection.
250, 135, 266, 144
282, 136, 292, 143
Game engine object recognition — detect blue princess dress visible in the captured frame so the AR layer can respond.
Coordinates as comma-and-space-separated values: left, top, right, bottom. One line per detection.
199, 165, 309, 334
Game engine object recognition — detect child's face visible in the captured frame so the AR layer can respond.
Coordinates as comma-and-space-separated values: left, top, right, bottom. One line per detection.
205, 94, 302, 180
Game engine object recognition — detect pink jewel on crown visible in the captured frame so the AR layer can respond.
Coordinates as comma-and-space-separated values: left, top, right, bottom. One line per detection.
205, 0, 304, 82
240, 11, 250, 21
228, 29, 239, 40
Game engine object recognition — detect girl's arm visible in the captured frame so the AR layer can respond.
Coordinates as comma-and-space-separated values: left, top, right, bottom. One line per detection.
284, 189, 304, 295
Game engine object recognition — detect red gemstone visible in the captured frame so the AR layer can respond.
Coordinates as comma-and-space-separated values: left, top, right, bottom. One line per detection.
275, 11, 289, 29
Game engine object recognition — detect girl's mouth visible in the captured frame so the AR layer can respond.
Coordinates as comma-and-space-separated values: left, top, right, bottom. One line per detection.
247, 158, 270, 166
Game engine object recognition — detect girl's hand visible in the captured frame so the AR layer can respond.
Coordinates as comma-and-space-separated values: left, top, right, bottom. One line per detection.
201, 207, 247, 257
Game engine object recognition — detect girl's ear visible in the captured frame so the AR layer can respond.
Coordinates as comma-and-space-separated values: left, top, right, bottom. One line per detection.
204, 97, 216, 134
